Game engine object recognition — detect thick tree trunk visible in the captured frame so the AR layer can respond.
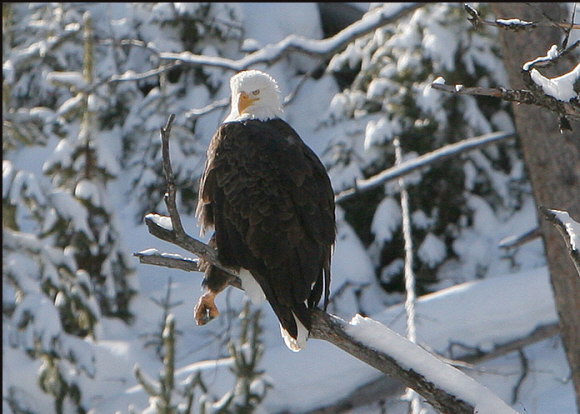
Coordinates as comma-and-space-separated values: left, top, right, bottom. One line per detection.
492, 3, 580, 410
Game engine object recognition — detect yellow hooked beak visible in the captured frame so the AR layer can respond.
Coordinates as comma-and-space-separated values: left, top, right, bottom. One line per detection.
238, 91, 260, 114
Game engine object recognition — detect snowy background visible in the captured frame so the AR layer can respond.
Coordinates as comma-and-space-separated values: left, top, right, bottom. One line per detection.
3, 3, 577, 414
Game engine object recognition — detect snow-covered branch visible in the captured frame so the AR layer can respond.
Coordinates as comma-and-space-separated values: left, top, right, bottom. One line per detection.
520, 45, 580, 130
335, 131, 516, 203
309, 321, 558, 414
134, 248, 200, 272
148, 4, 422, 73
540, 207, 580, 276
309, 310, 517, 414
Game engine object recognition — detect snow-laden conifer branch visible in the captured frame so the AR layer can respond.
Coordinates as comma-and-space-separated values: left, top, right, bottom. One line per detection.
138, 115, 517, 414
335, 131, 515, 203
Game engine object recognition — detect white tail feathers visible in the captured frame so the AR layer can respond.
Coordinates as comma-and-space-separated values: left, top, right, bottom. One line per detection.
238, 269, 308, 351
238, 269, 266, 304
280, 312, 309, 352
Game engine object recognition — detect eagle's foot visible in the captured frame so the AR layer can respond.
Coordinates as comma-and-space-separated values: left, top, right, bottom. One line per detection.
194, 292, 220, 325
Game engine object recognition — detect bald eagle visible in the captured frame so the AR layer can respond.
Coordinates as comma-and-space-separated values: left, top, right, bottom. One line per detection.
194, 70, 336, 351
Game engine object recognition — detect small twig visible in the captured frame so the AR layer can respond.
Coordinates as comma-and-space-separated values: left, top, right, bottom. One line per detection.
498, 227, 541, 250
118, 38, 162, 55
465, 4, 580, 31
282, 67, 319, 106
452, 323, 559, 365
562, 3, 577, 49
134, 249, 243, 290
109, 63, 179, 83
160, 114, 184, 235
511, 349, 529, 404
521, 41, 579, 71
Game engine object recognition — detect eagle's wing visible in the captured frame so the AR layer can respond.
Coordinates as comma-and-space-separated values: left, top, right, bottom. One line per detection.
197, 119, 335, 338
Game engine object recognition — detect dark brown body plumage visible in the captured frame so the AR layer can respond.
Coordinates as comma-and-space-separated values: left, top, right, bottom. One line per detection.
196, 118, 335, 341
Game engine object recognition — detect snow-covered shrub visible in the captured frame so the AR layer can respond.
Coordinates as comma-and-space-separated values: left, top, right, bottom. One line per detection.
3, 162, 98, 413
135, 301, 269, 414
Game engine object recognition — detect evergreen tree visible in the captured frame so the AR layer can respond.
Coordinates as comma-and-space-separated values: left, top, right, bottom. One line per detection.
322, 3, 531, 296
3, 4, 132, 411
42, 11, 135, 320
3, 160, 98, 413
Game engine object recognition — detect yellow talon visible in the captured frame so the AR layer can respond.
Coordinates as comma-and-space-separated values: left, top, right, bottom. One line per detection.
194, 292, 220, 325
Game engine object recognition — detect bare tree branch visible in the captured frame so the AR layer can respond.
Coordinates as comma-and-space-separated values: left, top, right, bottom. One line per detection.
185, 97, 230, 120
430, 83, 580, 120
109, 63, 179, 83
335, 131, 516, 203
140, 114, 239, 280
449, 323, 560, 365
511, 349, 530, 404
134, 249, 244, 290
160, 114, 183, 234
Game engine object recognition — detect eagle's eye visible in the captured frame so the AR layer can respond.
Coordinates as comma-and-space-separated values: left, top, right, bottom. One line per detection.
252, 89, 260, 96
